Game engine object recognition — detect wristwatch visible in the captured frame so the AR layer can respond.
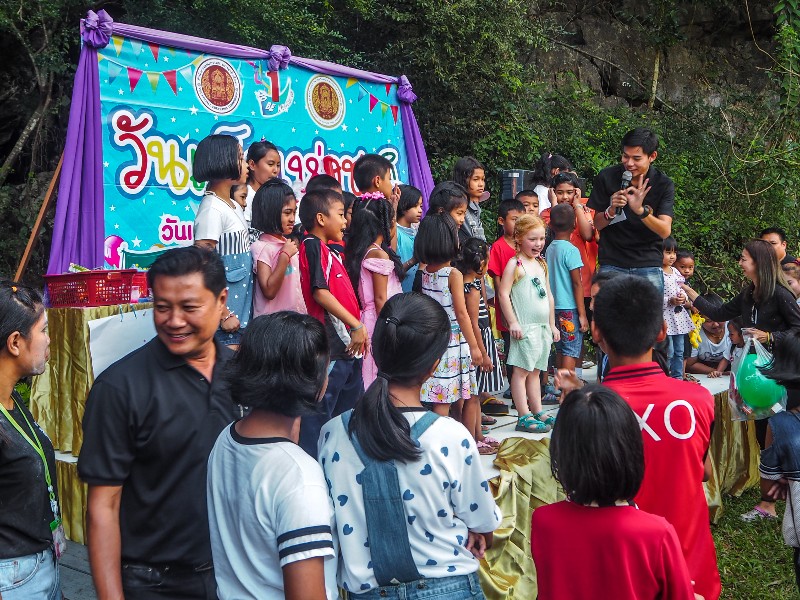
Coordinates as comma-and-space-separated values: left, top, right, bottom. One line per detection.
638, 205, 653, 219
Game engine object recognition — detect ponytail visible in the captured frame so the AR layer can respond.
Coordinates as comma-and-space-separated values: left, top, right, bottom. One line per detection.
347, 294, 450, 463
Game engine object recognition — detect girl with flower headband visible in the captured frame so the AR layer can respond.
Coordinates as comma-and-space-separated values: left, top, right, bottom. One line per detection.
344, 197, 404, 386
413, 213, 481, 414
497, 214, 559, 433
319, 293, 501, 599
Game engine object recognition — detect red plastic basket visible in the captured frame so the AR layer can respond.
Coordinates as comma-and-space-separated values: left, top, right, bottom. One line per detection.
44, 270, 139, 308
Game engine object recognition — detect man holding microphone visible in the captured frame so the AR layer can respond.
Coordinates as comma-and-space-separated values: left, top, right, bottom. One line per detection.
587, 127, 675, 295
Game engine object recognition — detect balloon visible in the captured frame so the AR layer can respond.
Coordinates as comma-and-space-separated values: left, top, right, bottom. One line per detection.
737, 354, 785, 409
104, 235, 124, 268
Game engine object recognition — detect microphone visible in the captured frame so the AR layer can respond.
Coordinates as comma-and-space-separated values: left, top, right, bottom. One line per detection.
617, 170, 633, 215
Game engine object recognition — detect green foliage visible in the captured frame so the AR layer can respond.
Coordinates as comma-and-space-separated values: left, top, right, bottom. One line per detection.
776, 0, 800, 119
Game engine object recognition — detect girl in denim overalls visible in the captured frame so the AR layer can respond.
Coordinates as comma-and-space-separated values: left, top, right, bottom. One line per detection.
319, 293, 501, 599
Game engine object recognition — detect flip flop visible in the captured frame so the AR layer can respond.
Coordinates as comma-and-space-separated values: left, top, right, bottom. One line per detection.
481, 413, 497, 425
483, 435, 501, 448
481, 396, 509, 415
477, 440, 498, 455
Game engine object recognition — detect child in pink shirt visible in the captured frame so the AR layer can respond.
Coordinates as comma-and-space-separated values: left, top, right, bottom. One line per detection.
250, 179, 306, 316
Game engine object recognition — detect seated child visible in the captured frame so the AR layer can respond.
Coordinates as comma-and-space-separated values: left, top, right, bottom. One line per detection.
207, 312, 337, 600
532, 384, 698, 600
686, 295, 731, 375
710, 316, 744, 378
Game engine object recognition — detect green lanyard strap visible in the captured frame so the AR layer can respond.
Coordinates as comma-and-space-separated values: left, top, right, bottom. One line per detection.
0, 398, 59, 519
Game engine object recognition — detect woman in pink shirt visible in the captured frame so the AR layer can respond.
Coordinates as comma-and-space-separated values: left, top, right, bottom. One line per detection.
250, 179, 306, 316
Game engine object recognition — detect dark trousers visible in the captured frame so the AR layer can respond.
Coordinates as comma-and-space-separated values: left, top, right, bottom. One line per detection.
300, 357, 364, 458
121, 562, 216, 600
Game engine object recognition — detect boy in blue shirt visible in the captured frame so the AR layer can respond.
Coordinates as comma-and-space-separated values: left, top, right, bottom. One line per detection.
547, 203, 588, 377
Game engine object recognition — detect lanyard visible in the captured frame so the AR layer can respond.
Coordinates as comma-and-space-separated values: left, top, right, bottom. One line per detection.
0, 398, 60, 523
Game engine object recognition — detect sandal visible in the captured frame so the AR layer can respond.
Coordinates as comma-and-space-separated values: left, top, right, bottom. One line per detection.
483, 435, 501, 448
477, 440, 498, 455
481, 413, 497, 426
533, 411, 556, 428
542, 393, 560, 405
481, 395, 510, 415
515, 413, 551, 434
740, 506, 778, 522
481, 425, 490, 435
683, 373, 699, 383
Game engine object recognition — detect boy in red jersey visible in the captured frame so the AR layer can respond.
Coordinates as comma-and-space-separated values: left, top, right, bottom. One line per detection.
591, 275, 720, 600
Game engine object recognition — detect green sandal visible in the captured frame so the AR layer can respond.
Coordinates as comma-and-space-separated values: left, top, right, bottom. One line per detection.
533, 411, 556, 428
515, 413, 551, 434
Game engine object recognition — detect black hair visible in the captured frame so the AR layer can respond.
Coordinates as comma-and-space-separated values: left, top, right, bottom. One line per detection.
225, 312, 329, 416
675, 249, 695, 263
760, 330, 800, 388
549, 204, 575, 234
193, 134, 242, 183
515, 189, 538, 202
251, 179, 295, 235
414, 213, 460, 265
397, 185, 423, 219
498, 199, 525, 220
427, 181, 468, 215
551, 171, 579, 189
452, 156, 485, 193
246, 140, 279, 185
288, 223, 304, 245
147, 246, 227, 296
230, 183, 246, 200
662, 236, 678, 252
698, 292, 723, 311
349, 293, 451, 462
454, 237, 489, 276
728, 316, 744, 333
298, 189, 344, 232
0, 280, 44, 351
306, 173, 343, 194
590, 269, 621, 287
353, 154, 393, 192
342, 191, 357, 215
532, 153, 572, 186
551, 384, 644, 505
593, 275, 663, 356
621, 128, 659, 155
344, 197, 404, 304
761, 227, 788, 242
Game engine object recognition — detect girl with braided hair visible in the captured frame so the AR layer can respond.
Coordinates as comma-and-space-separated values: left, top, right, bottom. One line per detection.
345, 196, 405, 386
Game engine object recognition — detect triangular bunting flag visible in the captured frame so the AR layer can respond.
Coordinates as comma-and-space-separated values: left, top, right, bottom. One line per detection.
97, 54, 105, 63
146, 71, 160, 92
128, 67, 144, 92
192, 55, 204, 66
130, 39, 143, 57
149, 43, 160, 62
108, 62, 123, 85
381, 103, 389, 117
163, 70, 178, 94
385, 83, 391, 95
391, 105, 399, 123
369, 94, 378, 112
179, 65, 194, 86
358, 87, 367, 101
346, 78, 358, 88
168, 47, 176, 56
111, 35, 124, 56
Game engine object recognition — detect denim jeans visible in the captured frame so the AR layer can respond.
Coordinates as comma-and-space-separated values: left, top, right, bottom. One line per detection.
598, 265, 664, 297
667, 334, 685, 379
300, 357, 364, 458
347, 571, 485, 600
0, 548, 60, 600
121, 562, 217, 599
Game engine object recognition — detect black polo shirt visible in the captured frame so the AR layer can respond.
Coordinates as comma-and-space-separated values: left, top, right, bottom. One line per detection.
587, 164, 675, 268
78, 337, 238, 567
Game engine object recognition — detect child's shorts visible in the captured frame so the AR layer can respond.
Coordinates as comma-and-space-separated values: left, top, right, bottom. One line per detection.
555, 308, 582, 358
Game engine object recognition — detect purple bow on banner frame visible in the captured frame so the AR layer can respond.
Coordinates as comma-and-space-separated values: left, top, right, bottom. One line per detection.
80, 9, 114, 49
267, 45, 292, 71
397, 75, 417, 104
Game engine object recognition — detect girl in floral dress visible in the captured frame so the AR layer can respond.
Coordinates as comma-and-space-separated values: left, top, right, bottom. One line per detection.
414, 213, 481, 415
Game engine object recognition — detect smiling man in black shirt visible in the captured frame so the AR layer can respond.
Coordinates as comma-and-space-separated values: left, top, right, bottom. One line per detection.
79, 247, 241, 600
587, 128, 674, 296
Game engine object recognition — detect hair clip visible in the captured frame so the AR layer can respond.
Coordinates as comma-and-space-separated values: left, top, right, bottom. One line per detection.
10, 285, 17, 293
260, 136, 266, 142
385, 316, 401, 326
377, 371, 391, 381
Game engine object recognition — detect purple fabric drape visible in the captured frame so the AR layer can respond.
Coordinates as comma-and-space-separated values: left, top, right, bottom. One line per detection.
47, 31, 106, 273
48, 15, 434, 273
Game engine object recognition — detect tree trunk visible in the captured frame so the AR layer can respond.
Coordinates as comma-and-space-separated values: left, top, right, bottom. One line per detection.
649, 51, 660, 110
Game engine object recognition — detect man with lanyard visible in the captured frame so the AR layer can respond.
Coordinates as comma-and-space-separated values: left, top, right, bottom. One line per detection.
587, 127, 674, 295
79, 247, 242, 599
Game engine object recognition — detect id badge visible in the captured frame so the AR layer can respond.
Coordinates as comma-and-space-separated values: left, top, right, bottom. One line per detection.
50, 518, 66, 559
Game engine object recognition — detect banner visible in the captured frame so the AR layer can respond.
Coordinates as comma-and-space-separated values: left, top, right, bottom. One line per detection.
97, 35, 409, 267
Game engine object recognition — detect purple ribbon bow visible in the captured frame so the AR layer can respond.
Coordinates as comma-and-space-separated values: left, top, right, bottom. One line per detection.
267, 45, 292, 71
397, 75, 417, 104
80, 9, 114, 49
